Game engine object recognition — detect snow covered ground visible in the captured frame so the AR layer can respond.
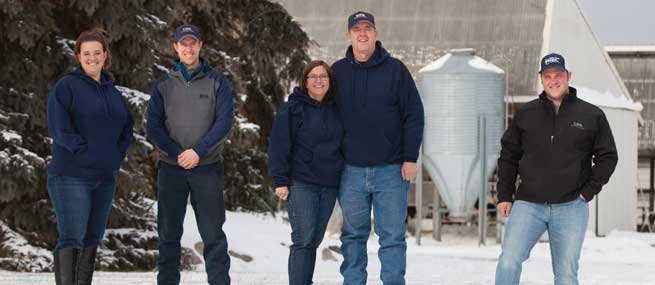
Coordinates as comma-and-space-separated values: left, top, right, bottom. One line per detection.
3, 206, 655, 284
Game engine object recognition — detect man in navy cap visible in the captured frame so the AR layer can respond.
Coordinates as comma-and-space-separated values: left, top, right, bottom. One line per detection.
494, 53, 618, 284
332, 11, 424, 285
147, 23, 234, 285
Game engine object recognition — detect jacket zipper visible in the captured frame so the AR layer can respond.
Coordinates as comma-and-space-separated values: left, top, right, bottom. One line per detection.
549, 101, 556, 147
549, 100, 566, 146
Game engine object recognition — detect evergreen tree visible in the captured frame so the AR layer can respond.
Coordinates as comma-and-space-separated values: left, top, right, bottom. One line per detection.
0, 0, 309, 271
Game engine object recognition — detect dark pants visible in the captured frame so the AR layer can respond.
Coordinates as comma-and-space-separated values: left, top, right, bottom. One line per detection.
286, 180, 338, 285
47, 174, 116, 250
156, 161, 230, 285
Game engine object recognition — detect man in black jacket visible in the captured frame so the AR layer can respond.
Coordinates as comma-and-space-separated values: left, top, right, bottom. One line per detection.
494, 53, 618, 285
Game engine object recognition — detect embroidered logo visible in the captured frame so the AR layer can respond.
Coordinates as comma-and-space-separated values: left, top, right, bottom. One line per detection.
182, 27, 193, 33
544, 56, 560, 65
570, 121, 584, 130
354, 13, 367, 20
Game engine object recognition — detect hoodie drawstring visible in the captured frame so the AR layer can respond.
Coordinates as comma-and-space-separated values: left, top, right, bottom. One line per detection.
322, 105, 328, 131
97, 83, 112, 119
362, 69, 368, 107
351, 65, 357, 108
350, 62, 367, 108
72, 67, 114, 119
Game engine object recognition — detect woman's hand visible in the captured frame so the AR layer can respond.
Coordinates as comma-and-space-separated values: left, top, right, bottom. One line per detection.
275, 186, 289, 200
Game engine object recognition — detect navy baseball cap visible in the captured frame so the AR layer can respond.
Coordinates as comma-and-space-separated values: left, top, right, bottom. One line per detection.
348, 11, 375, 30
539, 53, 568, 73
174, 24, 201, 42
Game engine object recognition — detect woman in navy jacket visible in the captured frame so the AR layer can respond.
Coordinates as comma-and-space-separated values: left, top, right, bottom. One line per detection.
47, 29, 133, 285
268, 60, 344, 285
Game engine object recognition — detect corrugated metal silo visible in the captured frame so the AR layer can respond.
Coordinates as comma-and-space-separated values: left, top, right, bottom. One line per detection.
417, 49, 505, 217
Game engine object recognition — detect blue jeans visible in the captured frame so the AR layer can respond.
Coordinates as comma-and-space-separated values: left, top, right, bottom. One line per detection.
47, 174, 116, 250
495, 198, 589, 285
286, 181, 338, 285
156, 161, 230, 285
338, 164, 409, 285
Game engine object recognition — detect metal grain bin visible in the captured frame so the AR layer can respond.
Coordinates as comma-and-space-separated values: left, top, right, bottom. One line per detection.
417, 49, 505, 217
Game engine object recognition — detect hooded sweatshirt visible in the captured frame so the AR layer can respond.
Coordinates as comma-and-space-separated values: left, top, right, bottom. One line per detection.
331, 41, 424, 166
47, 66, 134, 179
146, 58, 234, 166
268, 87, 344, 188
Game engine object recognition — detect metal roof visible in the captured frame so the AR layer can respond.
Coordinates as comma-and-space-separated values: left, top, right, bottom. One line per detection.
277, 0, 546, 97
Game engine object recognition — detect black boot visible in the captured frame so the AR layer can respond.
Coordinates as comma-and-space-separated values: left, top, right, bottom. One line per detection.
76, 246, 98, 285
54, 248, 79, 285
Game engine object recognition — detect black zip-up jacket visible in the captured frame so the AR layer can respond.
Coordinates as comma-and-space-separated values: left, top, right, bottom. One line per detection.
497, 87, 618, 204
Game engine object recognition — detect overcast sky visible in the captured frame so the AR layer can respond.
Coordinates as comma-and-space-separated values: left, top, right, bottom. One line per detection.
578, 0, 655, 45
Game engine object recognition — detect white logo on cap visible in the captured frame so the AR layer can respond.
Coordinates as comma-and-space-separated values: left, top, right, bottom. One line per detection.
544, 56, 560, 65
183, 27, 193, 32
354, 13, 367, 19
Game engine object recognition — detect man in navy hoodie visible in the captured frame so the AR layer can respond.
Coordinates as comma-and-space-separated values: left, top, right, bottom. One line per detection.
146, 24, 234, 285
331, 11, 424, 285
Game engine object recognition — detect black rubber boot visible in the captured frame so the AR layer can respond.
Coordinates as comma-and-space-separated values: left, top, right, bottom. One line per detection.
54, 248, 79, 285
75, 246, 98, 285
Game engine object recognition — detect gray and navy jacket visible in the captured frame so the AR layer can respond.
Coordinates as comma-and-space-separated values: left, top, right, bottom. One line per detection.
497, 87, 618, 203
146, 58, 234, 166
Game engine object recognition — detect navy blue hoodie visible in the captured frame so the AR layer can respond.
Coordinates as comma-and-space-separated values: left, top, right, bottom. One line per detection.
268, 87, 344, 188
332, 41, 424, 166
47, 67, 134, 179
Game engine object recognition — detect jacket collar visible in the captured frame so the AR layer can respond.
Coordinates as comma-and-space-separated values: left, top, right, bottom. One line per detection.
539, 86, 578, 103
170, 57, 210, 81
